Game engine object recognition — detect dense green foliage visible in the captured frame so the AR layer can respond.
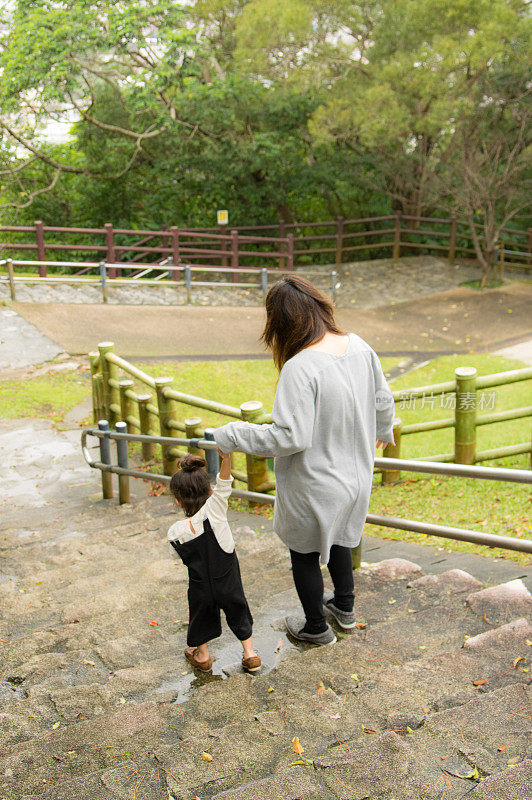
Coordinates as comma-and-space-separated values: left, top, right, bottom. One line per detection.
0, 0, 530, 276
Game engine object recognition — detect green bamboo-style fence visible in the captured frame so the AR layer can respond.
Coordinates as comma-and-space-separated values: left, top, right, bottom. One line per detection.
89, 342, 532, 495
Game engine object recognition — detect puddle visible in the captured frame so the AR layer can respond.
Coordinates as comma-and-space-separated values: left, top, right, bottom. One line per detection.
16, 529, 39, 540
153, 606, 305, 705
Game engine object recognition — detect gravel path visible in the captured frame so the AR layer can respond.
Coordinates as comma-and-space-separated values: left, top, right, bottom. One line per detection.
1, 257, 488, 309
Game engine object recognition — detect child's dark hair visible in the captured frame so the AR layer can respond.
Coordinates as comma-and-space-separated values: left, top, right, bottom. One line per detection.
170, 454, 211, 516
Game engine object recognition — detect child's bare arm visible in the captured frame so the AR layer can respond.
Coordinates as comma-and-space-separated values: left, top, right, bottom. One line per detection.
217, 448, 232, 481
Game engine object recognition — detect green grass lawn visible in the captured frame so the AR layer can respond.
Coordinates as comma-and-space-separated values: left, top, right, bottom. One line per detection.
1, 351, 530, 564
0, 371, 91, 423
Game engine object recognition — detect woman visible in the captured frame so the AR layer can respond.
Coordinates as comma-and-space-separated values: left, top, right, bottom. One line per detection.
214, 276, 395, 645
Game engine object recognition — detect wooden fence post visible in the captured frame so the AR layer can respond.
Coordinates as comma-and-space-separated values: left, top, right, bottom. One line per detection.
138, 393, 157, 460
287, 233, 294, 270
335, 216, 345, 265
231, 229, 239, 282
392, 211, 402, 261
351, 542, 362, 570
219, 224, 228, 267
34, 221, 46, 276
98, 341, 121, 425
89, 352, 101, 423
105, 223, 117, 279
381, 418, 403, 485
454, 367, 477, 464
170, 226, 180, 280
449, 217, 457, 265
94, 374, 105, 423
185, 416, 203, 456
155, 377, 179, 476
6, 259, 16, 301
278, 219, 286, 268
240, 401, 270, 502
119, 379, 139, 434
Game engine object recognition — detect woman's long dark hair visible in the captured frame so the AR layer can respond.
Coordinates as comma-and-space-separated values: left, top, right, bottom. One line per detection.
261, 275, 344, 370
170, 454, 211, 517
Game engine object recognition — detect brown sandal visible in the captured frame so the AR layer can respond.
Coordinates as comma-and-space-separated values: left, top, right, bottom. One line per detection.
242, 655, 261, 673
185, 647, 212, 672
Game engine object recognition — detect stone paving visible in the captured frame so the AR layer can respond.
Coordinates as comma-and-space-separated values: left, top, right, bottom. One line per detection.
0, 257, 501, 309
0, 419, 531, 799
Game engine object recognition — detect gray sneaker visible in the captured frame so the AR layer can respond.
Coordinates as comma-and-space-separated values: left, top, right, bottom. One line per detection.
285, 614, 337, 645
323, 589, 357, 630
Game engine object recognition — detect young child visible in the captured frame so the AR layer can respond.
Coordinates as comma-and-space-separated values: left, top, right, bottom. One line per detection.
168, 451, 261, 673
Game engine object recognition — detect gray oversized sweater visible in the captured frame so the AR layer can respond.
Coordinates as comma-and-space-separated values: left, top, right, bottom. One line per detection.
213, 333, 396, 563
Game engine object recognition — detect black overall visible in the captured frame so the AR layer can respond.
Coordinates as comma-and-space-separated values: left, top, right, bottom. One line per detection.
170, 518, 253, 647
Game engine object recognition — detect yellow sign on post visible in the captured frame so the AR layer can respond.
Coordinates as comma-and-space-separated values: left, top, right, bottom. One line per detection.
217, 210, 228, 225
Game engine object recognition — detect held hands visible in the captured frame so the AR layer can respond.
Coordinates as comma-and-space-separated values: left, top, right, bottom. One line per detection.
376, 439, 395, 449
217, 448, 232, 480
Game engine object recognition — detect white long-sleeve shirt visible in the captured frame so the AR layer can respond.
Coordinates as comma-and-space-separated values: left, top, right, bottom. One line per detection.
167, 473, 235, 553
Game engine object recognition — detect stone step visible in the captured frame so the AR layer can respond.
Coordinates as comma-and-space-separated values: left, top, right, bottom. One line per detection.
3, 596, 530, 797
0, 701, 178, 797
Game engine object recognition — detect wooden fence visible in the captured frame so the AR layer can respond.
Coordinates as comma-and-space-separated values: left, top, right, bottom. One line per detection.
1, 214, 530, 275
90, 343, 532, 496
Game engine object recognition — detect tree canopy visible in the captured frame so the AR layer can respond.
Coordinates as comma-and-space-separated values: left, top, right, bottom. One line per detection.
0, 0, 530, 276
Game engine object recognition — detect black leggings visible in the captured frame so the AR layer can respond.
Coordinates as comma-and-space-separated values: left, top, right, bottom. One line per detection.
290, 545, 355, 634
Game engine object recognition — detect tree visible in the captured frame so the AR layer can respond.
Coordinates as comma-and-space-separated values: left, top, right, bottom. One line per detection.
235, 0, 531, 277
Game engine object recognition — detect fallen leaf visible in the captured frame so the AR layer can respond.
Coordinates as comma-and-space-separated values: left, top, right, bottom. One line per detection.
350, 673, 359, 681
317, 681, 326, 693
119, 697, 126, 704
388, 599, 396, 605
422, 706, 430, 714
83, 659, 95, 666
497, 745, 506, 752
292, 736, 304, 756
507, 757, 520, 765
67, 619, 80, 624
267, 686, 274, 693
512, 656, 525, 669
292, 758, 314, 766
526, 639, 532, 646
482, 613, 491, 624
275, 638, 283, 653
472, 679, 488, 686
148, 621, 158, 626
355, 621, 367, 629
361, 724, 376, 734
201, 751, 213, 762
52, 722, 60, 729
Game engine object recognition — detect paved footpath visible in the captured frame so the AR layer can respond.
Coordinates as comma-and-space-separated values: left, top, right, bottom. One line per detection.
10, 279, 532, 359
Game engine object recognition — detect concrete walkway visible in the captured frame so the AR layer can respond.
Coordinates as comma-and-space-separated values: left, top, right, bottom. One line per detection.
10, 280, 532, 358
0, 305, 64, 370
494, 339, 532, 366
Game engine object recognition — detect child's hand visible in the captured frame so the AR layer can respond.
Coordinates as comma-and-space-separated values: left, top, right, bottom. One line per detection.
217, 448, 232, 480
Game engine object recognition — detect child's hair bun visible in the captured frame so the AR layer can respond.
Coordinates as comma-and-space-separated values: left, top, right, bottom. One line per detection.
179, 454, 207, 473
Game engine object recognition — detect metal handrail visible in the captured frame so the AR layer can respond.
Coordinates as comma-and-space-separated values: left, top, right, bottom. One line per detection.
81, 427, 532, 554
